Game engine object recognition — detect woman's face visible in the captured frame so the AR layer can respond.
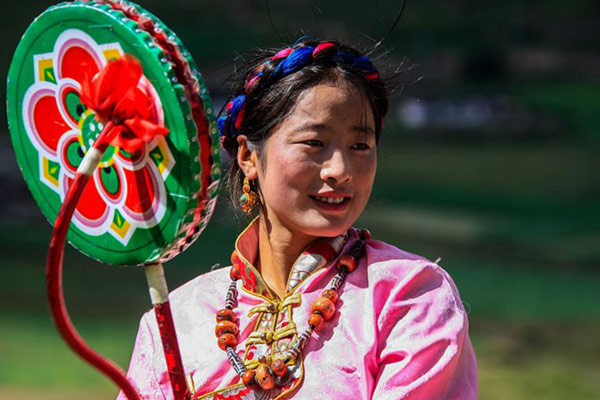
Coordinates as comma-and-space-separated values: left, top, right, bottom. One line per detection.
253, 83, 377, 241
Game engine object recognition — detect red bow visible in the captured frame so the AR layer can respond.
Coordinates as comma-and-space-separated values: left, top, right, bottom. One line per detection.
81, 54, 169, 153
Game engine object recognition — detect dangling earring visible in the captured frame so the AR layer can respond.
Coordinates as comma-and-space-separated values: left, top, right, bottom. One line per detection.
240, 176, 258, 215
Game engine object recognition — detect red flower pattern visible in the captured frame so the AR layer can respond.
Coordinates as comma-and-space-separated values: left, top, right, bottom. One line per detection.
22, 29, 174, 244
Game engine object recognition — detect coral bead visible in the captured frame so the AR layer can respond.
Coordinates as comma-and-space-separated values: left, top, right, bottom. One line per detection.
321, 289, 338, 303
242, 369, 260, 389
271, 359, 288, 377
215, 320, 239, 336
359, 228, 372, 240
311, 297, 336, 320
230, 264, 241, 281
338, 254, 357, 272
308, 312, 324, 331
255, 365, 276, 390
230, 252, 242, 280
216, 308, 236, 323
217, 333, 237, 350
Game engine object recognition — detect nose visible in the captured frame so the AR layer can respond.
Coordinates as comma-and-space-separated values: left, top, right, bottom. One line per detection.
320, 148, 351, 184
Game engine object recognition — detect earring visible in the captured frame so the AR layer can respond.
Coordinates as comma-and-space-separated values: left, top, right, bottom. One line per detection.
240, 176, 258, 215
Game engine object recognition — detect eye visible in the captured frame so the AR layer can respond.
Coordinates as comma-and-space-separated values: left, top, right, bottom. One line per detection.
302, 139, 324, 147
351, 142, 371, 151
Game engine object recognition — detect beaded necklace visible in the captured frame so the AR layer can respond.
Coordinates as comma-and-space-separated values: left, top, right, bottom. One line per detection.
214, 229, 370, 393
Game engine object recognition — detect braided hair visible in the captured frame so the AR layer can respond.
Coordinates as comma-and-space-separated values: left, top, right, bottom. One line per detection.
218, 37, 389, 215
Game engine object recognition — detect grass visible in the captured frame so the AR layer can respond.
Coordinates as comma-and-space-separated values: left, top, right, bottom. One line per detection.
474, 319, 600, 400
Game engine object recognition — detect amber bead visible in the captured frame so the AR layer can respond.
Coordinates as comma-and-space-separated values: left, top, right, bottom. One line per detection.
216, 308, 236, 323
321, 289, 338, 303
255, 365, 276, 390
308, 312, 324, 331
311, 297, 336, 320
271, 359, 288, 377
359, 228, 372, 240
215, 320, 239, 336
338, 254, 357, 272
242, 369, 260, 390
217, 333, 237, 351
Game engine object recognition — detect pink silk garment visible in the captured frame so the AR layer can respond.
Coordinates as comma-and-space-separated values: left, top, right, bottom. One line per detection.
118, 221, 478, 399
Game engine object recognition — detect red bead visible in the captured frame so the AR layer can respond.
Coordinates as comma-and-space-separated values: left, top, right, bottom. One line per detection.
255, 365, 276, 390
230, 265, 241, 281
242, 369, 260, 389
359, 228, 372, 240
338, 254, 357, 272
311, 297, 336, 320
217, 333, 237, 351
271, 359, 288, 377
215, 320, 238, 337
308, 312, 324, 330
216, 308, 236, 323
230, 251, 242, 280
321, 289, 338, 303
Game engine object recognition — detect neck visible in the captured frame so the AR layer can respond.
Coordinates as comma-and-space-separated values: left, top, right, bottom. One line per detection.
257, 214, 314, 299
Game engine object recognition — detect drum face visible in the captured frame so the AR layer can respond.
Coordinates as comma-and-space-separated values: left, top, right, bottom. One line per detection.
6, 2, 220, 265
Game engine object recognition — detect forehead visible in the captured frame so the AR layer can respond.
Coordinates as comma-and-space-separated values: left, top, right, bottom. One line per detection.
290, 83, 376, 129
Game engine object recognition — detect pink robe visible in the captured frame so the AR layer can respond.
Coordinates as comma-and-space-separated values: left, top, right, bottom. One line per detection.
118, 222, 477, 399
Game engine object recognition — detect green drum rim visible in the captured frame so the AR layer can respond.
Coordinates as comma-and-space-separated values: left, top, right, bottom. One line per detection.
6, 1, 218, 265
115, 0, 222, 262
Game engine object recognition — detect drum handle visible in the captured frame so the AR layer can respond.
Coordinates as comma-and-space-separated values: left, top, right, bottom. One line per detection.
46, 122, 142, 400
145, 263, 190, 400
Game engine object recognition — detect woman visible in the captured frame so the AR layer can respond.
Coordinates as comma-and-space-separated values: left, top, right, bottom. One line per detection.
119, 38, 478, 400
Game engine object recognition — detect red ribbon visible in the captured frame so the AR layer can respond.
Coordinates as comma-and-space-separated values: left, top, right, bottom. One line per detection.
81, 54, 169, 153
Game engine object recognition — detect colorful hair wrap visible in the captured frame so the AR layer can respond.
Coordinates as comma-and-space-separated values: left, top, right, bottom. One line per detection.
218, 40, 382, 150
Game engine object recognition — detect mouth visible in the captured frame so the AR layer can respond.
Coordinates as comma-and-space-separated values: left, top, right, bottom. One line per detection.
309, 194, 352, 211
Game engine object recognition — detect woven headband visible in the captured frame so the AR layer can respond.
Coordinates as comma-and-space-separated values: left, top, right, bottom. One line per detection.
217, 42, 380, 149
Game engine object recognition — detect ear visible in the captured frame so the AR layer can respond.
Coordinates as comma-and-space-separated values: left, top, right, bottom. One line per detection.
237, 135, 259, 180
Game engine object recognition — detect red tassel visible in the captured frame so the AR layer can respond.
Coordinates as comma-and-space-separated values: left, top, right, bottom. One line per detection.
81, 54, 169, 152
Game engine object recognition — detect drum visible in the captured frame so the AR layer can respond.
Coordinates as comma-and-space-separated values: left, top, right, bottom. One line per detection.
7, 2, 222, 397
6, 0, 221, 266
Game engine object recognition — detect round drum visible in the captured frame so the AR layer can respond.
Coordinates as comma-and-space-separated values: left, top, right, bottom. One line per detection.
6, 0, 221, 265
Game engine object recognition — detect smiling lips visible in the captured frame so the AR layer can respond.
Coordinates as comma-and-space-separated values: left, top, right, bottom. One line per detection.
309, 193, 352, 211
313, 195, 347, 204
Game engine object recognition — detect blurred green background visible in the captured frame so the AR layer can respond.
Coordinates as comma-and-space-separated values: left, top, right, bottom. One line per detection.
1, 0, 599, 399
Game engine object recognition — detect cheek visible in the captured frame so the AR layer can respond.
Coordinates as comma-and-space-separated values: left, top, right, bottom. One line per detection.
261, 153, 314, 199
356, 155, 377, 187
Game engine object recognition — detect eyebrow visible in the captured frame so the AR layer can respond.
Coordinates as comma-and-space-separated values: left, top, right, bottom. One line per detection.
297, 122, 375, 135
351, 125, 375, 135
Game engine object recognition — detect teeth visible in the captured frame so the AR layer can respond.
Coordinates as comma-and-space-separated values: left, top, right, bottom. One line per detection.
315, 196, 345, 204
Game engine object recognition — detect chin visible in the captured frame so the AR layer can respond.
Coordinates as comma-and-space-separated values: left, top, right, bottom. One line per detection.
301, 217, 356, 238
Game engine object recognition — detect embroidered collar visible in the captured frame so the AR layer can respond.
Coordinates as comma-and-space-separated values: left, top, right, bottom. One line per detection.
230, 218, 347, 300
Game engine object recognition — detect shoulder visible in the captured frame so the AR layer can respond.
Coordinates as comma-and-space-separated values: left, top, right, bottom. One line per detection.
356, 239, 472, 347
355, 237, 467, 319
139, 266, 233, 329
169, 266, 233, 309
363, 237, 433, 266
361, 238, 450, 287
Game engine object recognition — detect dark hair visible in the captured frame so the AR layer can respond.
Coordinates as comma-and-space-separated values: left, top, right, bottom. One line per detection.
219, 37, 389, 216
